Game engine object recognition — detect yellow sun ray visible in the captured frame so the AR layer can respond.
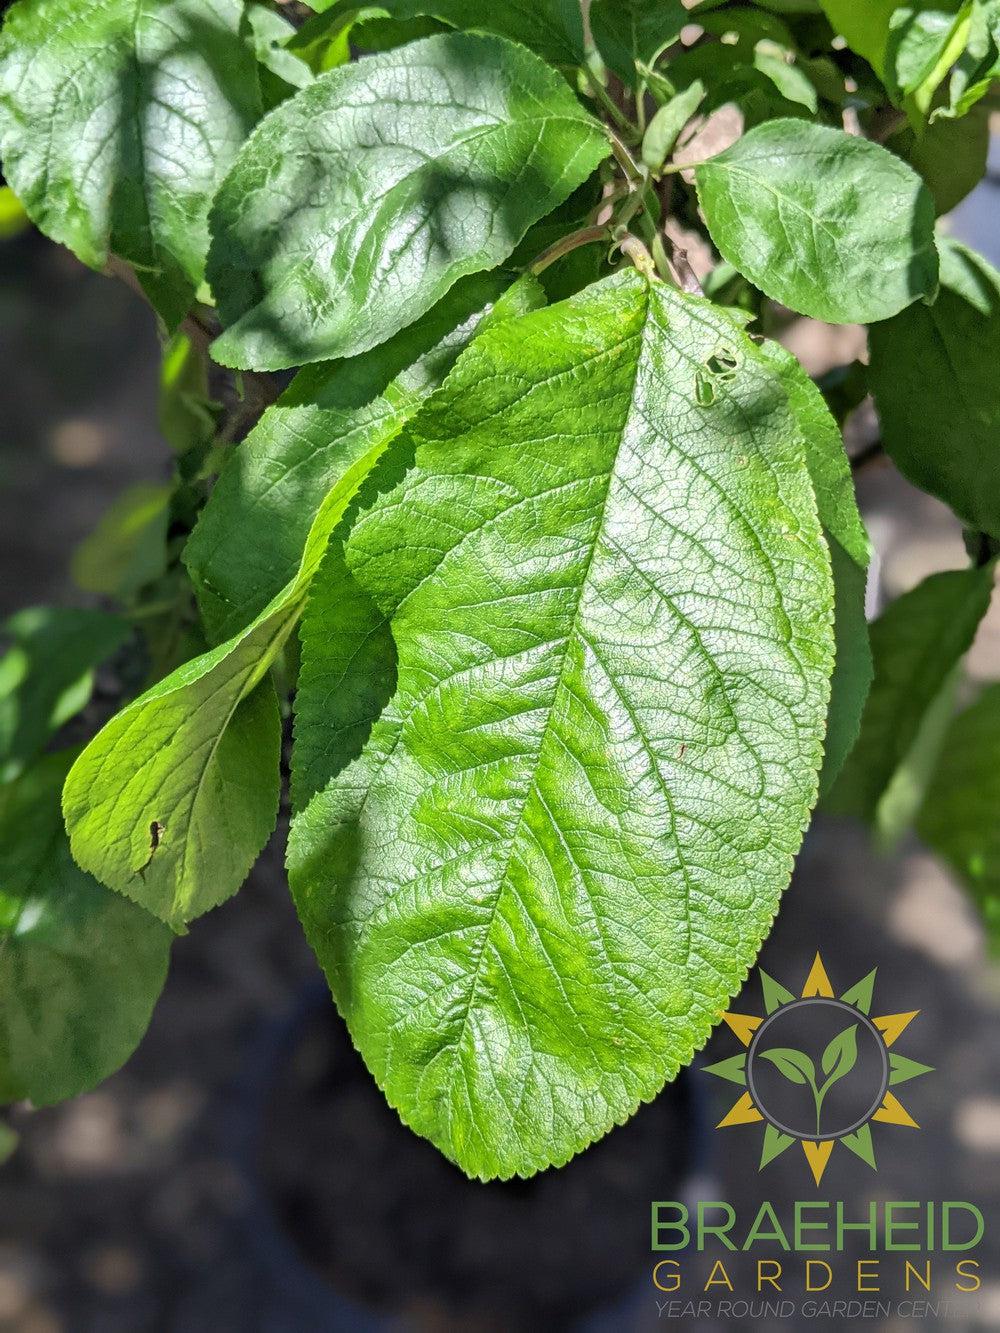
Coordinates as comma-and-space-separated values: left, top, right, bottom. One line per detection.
717, 1092, 764, 1127
720, 1011, 762, 1046
801, 1139, 834, 1186
801, 952, 834, 998
872, 1091, 919, 1128
872, 1011, 919, 1047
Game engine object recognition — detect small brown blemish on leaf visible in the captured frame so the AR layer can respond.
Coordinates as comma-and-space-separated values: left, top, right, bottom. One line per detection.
137, 821, 165, 880
677, 743, 687, 758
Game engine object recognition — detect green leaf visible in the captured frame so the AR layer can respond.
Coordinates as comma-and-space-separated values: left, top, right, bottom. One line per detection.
309, 0, 585, 66
820, 0, 898, 75
207, 34, 608, 370
244, 2, 314, 95
641, 81, 706, 171
186, 272, 543, 644
0, 607, 129, 782
0, 751, 171, 1104
870, 239, 1000, 538
758, 1047, 816, 1085
159, 332, 218, 458
889, 3, 973, 121
753, 45, 819, 113
72, 483, 172, 601
591, 0, 687, 83
756, 342, 872, 794
288, 270, 834, 1179
695, 119, 939, 325
938, 0, 1000, 118
0, 0, 262, 327
62, 279, 549, 927
891, 106, 990, 214
918, 683, 1000, 934
827, 567, 994, 835
820, 1022, 858, 1083
64, 665, 281, 931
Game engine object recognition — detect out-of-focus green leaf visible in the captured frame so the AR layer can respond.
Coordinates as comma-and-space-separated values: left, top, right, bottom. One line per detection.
0, 186, 29, 240
0, 608, 128, 782
918, 683, 1000, 935
891, 107, 990, 213
0, 751, 171, 1104
828, 567, 994, 840
869, 239, 1000, 538
72, 484, 172, 601
158, 332, 217, 459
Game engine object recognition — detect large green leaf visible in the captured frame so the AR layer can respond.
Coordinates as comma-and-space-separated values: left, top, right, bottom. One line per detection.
288, 270, 834, 1179
0, 607, 129, 782
0, 0, 261, 327
590, 0, 687, 83
208, 34, 608, 370
308, 0, 584, 65
918, 683, 1000, 934
757, 343, 872, 793
869, 239, 1000, 539
695, 119, 939, 324
1, 751, 171, 1104
827, 567, 994, 838
64, 280, 542, 928
187, 273, 542, 645
887, 2, 973, 119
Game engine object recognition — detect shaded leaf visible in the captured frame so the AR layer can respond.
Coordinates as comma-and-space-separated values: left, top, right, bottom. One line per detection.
310, 0, 584, 66
695, 119, 939, 324
0, 751, 170, 1104
208, 34, 608, 369
891, 106, 990, 214
869, 238, 1000, 538
72, 484, 172, 600
918, 683, 1000, 935
0, 607, 128, 782
186, 273, 542, 644
288, 270, 834, 1179
757, 342, 872, 793
827, 567, 994, 835
0, 0, 261, 326
591, 0, 687, 83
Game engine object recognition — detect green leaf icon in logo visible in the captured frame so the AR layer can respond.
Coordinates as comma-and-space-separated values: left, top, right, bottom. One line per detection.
759, 1023, 859, 1137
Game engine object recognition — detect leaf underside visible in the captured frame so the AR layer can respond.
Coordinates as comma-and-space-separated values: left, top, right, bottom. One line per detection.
289, 270, 834, 1180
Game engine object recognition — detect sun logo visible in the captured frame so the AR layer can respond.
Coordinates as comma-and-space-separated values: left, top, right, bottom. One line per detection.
704, 953, 933, 1187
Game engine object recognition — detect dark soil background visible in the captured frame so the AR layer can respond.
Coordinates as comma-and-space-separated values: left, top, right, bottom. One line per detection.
1, 152, 999, 1332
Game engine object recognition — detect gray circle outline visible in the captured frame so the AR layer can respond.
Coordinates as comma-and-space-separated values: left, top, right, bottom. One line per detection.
746, 997, 889, 1141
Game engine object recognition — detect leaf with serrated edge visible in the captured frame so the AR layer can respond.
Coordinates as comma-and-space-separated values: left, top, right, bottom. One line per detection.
207, 33, 608, 370
65, 278, 542, 927
288, 270, 834, 1179
0, 0, 261, 326
187, 273, 543, 645
757, 342, 872, 793
695, 120, 939, 325
870, 238, 1000, 538
1, 751, 171, 1104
